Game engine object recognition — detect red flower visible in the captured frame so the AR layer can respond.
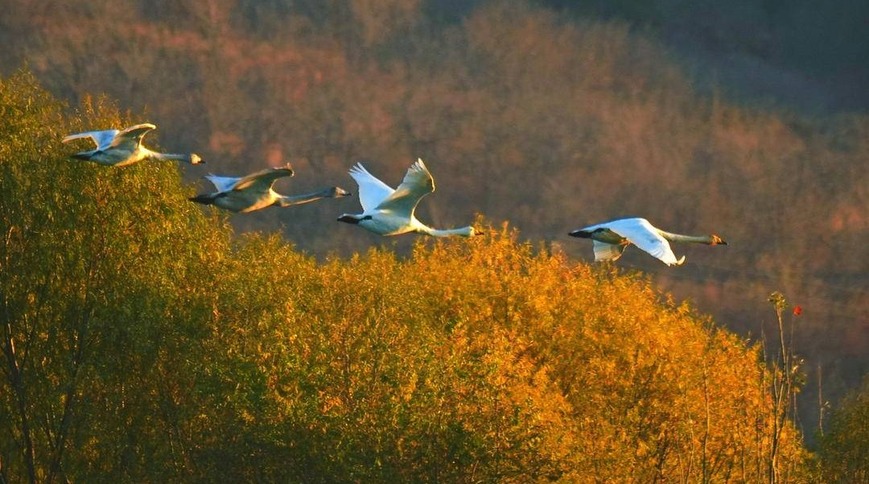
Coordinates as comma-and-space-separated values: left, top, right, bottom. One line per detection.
793, 305, 803, 316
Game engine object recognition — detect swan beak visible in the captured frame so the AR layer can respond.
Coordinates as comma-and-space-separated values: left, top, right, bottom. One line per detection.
568, 230, 590, 238
190, 154, 205, 165
337, 214, 361, 224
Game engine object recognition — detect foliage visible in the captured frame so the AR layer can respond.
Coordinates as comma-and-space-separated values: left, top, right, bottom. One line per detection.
0, 73, 816, 481
0, 70, 230, 482
819, 376, 869, 482
1, 0, 865, 346
2, 4, 864, 428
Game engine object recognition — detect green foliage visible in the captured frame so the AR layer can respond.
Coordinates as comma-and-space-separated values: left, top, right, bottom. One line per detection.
819, 376, 869, 482
0, 74, 814, 481
0, 70, 230, 482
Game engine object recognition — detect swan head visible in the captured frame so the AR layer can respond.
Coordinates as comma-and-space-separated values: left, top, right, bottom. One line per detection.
331, 187, 352, 198
189, 153, 205, 165
709, 234, 727, 245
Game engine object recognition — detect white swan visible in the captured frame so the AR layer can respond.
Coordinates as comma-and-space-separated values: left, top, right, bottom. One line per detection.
338, 158, 478, 237
189, 164, 350, 213
62, 123, 203, 167
568, 217, 726, 266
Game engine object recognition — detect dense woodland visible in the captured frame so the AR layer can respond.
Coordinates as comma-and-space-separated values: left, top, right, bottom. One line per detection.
0, 0, 867, 481
0, 71, 819, 482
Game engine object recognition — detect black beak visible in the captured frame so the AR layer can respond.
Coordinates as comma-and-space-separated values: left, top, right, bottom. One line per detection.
337, 214, 360, 224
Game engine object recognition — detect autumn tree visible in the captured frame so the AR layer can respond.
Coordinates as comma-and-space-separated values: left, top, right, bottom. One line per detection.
0, 58, 824, 483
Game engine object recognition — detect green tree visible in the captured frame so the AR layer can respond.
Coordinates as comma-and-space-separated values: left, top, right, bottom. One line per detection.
820, 376, 869, 482
0, 70, 227, 482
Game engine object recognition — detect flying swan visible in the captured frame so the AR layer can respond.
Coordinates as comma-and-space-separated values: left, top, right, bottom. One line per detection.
338, 158, 478, 237
188, 164, 350, 213
568, 217, 726, 266
62, 123, 203, 167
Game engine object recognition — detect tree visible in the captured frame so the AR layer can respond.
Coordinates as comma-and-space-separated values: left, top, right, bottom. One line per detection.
820, 376, 869, 482
0, 66, 816, 483
0, 70, 227, 482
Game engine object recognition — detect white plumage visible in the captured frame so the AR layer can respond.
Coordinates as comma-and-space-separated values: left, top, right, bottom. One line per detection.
338, 158, 478, 237
569, 217, 726, 266
189, 164, 350, 213
62, 123, 203, 167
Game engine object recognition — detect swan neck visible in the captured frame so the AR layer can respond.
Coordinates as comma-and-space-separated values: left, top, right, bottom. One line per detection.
658, 230, 714, 244
277, 190, 331, 207
423, 226, 474, 237
150, 151, 188, 162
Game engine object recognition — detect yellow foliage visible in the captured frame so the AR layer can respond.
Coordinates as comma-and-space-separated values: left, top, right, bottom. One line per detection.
0, 69, 813, 482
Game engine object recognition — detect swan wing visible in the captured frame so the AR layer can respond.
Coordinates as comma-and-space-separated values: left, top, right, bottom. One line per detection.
591, 240, 627, 262
109, 123, 157, 150
62, 129, 119, 150
607, 218, 684, 266
349, 163, 394, 212
204, 174, 242, 193
376, 158, 434, 216
232, 165, 294, 194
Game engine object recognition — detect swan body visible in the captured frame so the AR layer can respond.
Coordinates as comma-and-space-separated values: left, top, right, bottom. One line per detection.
62, 123, 203, 167
568, 217, 726, 266
189, 164, 350, 213
338, 158, 478, 237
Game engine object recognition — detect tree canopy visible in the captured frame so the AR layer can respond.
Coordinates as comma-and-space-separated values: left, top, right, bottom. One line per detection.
0, 71, 820, 481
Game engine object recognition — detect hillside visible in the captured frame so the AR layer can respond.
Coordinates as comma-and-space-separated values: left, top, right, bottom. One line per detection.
1, 0, 866, 444
0, 72, 817, 480
546, 0, 869, 113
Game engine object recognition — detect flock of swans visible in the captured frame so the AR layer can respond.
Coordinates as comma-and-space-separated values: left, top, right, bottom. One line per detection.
62, 122, 727, 266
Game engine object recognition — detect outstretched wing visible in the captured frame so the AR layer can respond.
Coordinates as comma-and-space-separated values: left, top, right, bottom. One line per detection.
110, 123, 157, 150
608, 218, 684, 266
591, 240, 628, 262
376, 158, 435, 217
349, 163, 395, 212
204, 174, 242, 193
62, 129, 119, 150
231, 165, 294, 194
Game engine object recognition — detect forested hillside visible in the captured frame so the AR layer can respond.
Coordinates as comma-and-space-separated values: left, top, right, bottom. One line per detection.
0, 0, 866, 462
0, 72, 817, 481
